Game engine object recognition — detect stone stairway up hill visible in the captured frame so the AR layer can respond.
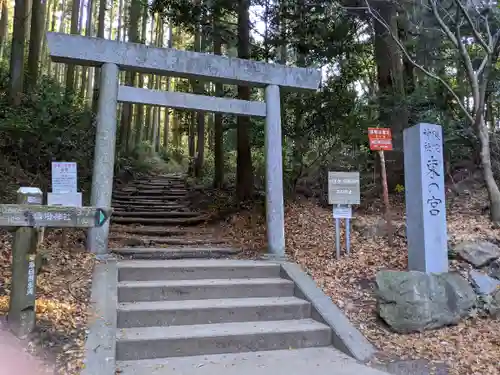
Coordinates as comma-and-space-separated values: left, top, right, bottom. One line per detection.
110, 173, 239, 259
83, 173, 391, 375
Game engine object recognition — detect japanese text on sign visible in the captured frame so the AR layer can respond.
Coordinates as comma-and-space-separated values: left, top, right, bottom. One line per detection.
27, 255, 35, 296
423, 128, 443, 217
368, 128, 393, 151
328, 172, 360, 205
333, 205, 352, 219
52, 162, 77, 193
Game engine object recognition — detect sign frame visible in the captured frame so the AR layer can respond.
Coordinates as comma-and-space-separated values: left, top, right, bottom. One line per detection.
328, 171, 360, 205
0, 204, 111, 228
368, 127, 393, 151
333, 205, 352, 219
51, 161, 78, 193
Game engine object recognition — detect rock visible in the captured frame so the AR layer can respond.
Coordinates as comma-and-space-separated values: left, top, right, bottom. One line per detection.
470, 269, 500, 295
376, 270, 476, 333
489, 290, 500, 318
375, 359, 449, 375
454, 240, 500, 267
487, 260, 500, 280
352, 218, 389, 238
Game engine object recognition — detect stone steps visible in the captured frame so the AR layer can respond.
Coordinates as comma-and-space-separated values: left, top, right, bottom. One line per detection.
115, 347, 387, 375
117, 277, 294, 302
109, 235, 227, 247
111, 216, 209, 225
117, 259, 280, 281
112, 246, 239, 259
109, 173, 217, 232
113, 210, 201, 218
113, 193, 187, 200
110, 259, 385, 374
112, 227, 201, 236
114, 260, 325, 364
115, 319, 331, 361
112, 204, 188, 211
117, 297, 311, 328
117, 188, 188, 195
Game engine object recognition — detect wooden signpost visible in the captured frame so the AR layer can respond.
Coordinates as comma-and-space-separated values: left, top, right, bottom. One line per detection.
2, 187, 111, 338
367, 127, 393, 245
328, 172, 360, 259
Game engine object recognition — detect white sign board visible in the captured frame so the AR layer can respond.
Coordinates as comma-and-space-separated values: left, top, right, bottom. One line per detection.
47, 192, 82, 208
51, 162, 77, 193
333, 205, 352, 219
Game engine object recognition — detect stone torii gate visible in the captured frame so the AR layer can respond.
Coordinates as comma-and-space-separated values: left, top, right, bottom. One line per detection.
46, 32, 321, 257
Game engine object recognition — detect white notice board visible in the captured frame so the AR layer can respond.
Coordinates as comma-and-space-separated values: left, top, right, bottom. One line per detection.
52, 162, 77, 193
333, 205, 352, 219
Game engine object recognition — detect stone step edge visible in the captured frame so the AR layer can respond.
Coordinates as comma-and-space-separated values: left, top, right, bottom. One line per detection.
116, 319, 329, 342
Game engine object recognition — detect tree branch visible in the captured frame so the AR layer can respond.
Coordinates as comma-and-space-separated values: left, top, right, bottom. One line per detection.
452, 0, 491, 53
429, 0, 458, 48
453, 6, 480, 107
355, 0, 474, 123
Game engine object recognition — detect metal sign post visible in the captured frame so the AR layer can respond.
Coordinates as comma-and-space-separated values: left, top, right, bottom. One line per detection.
1, 189, 112, 338
329, 172, 360, 259
332, 204, 353, 259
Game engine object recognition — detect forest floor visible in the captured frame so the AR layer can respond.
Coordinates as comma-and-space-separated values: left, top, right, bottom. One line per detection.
0, 229, 93, 374
221, 187, 500, 375
0, 178, 498, 374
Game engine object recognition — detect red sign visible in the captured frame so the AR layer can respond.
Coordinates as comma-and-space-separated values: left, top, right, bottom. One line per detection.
368, 128, 393, 151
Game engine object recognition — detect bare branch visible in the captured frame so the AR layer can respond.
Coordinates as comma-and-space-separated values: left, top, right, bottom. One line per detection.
452, 6, 480, 105
477, 54, 489, 76
356, 0, 474, 123
452, 0, 491, 53
484, 14, 492, 47
429, 0, 458, 48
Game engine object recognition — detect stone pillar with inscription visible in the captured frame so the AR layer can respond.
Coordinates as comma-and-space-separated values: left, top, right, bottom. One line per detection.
8, 187, 43, 338
403, 123, 448, 273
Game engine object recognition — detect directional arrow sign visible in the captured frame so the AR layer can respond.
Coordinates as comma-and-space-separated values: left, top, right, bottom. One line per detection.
0, 205, 112, 228
95, 208, 109, 227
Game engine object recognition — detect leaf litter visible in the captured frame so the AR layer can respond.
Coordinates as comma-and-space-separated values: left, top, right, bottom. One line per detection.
220, 189, 500, 375
0, 228, 93, 374
0, 182, 498, 375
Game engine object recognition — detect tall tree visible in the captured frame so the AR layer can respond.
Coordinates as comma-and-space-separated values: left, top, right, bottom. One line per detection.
213, 7, 224, 188
54, 0, 67, 82
192, 0, 205, 177
92, 0, 107, 113
120, 0, 141, 151
26, 0, 47, 91
65, 0, 81, 94
9, 0, 28, 105
144, 12, 156, 142
372, 1, 407, 187
135, 2, 149, 146
0, 0, 9, 60
80, 0, 94, 100
236, 0, 253, 200
24, 0, 32, 43
163, 25, 173, 148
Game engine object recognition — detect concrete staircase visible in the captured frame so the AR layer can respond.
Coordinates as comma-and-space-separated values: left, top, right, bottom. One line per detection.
113, 259, 387, 375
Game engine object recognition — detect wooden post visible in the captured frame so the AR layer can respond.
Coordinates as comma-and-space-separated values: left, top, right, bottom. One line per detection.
8, 187, 43, 338
378, 151, 393, 246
